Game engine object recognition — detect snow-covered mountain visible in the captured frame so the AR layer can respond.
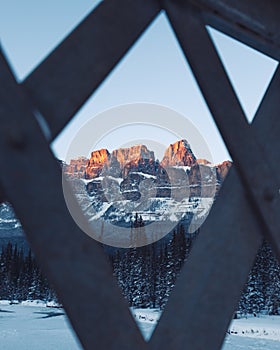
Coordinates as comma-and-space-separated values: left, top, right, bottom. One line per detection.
0, 202, 23, 237
64, 140, 231, 235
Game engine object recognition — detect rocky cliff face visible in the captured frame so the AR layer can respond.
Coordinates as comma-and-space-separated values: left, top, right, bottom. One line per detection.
66, 142, 232, 186
65, 140, 231, 225
196, 159, 211, 165
111, 145, 155, 167
85, 145, 156, 179
216, 160, 232, 183
64, 157, 88, 178
86, 149, 110, 178
161, 140, 196, 167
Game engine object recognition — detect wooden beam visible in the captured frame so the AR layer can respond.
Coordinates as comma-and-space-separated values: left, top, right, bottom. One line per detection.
0, 51, 147, 350
23, 0, 161, 140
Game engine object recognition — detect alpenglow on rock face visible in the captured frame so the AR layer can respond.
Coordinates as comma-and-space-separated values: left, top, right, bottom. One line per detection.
160, 140, 196, 167
64, 156, 88, 178
111, 145, 155, 167
64, 140, 231, 229
85, 149, 110, 178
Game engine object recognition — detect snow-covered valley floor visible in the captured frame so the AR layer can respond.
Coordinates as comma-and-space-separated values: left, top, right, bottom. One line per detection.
0, 301, 81, 350
132, 308, 280, 349
0, 302, 279, 349
223, 315, 280, 350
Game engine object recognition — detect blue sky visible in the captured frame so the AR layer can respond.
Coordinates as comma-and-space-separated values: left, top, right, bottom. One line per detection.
0, 1, 278, 163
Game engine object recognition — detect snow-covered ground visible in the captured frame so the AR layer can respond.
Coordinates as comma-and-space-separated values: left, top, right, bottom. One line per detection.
131, 309, 280, 349
0, 302, 279, 349
130, 308, 161, 341
0, 301, 81, 350
223, 315, 280, 350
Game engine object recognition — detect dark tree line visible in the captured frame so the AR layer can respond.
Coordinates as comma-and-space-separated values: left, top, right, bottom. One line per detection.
110, 215, 280, 314
0, 242, 56, 302
109, 218, 194, 309
0, 226, 279, 317
238, 241, 280, 316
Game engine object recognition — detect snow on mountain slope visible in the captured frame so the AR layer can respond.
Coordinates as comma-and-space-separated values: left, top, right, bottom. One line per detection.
0, 203, 23, 237
64, 140, 230, 240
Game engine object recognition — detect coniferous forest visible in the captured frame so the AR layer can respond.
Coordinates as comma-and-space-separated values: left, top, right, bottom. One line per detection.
0, 243, 56, 302
0, 221, 279, 316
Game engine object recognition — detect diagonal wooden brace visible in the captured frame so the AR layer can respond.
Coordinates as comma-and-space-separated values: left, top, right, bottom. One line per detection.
165, 0, 280, 259
0, 51, 147, 350
149, 1, 280, 349
22, 0, 161, 140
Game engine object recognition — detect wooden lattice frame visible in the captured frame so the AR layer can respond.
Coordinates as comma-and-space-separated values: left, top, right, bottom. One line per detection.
0, 1, 279, 349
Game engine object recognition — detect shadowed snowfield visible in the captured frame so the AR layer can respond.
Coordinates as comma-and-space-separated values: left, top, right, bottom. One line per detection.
0, 301, 81, 350
0, 302, 279, 349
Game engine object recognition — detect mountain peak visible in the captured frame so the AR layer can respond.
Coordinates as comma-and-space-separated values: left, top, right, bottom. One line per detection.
86, 149, 110, 178
111, 144, 155, 166
178, 139, 191, 148
160, 139, 196, 167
